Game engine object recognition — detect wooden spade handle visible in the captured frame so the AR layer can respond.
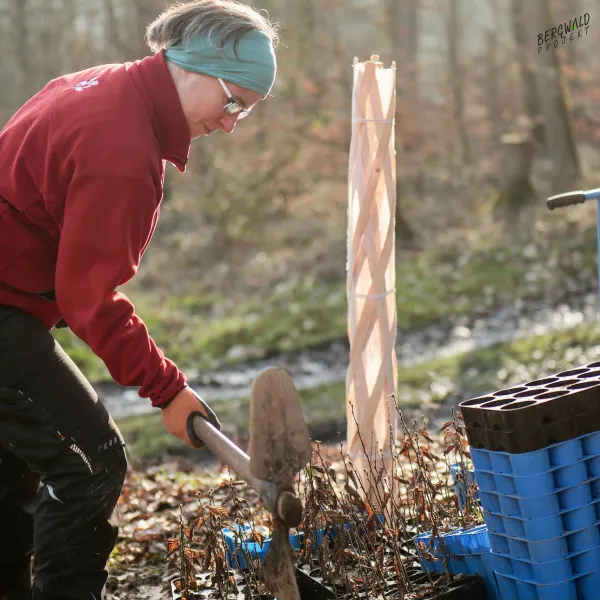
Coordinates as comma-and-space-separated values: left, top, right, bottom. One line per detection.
188, 414, 303, 528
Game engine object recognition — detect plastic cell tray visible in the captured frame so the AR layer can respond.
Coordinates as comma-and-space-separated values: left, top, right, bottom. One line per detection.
223, 524, 305, 569
413, 526, 500, 600
469, 427, 600, 597
469, 431, 600, 476
462, 388, 599, 433
485, 504, 600, 543
487, 523, 600, 562
223, 526, 354, 569
465, 410, 600, 454
171, 568, 337, 600
414, 525, 491, 559
461, 376, 600, 425
491, 545, 600, 584
495, 569, 600, 600
474, 460, 592, 499
223, 516, 384, 569
478, 476, 600, 519
484, 500, 600, 541
459, 363, 600, 432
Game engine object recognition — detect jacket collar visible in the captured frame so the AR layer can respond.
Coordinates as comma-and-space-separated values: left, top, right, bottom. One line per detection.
128, 51, 191, 172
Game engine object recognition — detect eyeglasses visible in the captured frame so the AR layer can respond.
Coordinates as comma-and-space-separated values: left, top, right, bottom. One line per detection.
218, 78, 251, 119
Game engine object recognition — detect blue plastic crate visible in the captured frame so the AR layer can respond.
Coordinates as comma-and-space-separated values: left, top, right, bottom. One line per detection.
495, 567, 600, 599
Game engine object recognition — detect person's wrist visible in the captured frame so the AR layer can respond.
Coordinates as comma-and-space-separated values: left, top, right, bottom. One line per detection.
158, 384, 188, 410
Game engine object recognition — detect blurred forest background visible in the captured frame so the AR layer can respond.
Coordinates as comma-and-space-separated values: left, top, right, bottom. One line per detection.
2, 0, 600, 384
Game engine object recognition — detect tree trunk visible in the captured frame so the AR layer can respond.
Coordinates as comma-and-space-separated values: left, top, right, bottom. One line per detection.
384, 0, 418, 247
129, 0, 163, 56
385, 0, 419, 96
494, 132, 536, 221
485, 0, 502, 145
559, 0, 583, 115
510, 0, 545, 146
447, 0, 470, 165
285, 0, 317, 105
528, 0, 580, 193
407, 0, 419, 101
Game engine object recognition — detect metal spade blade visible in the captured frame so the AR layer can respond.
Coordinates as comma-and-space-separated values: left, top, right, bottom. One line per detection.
248, 367, 312, 487
248, 367, 312, 599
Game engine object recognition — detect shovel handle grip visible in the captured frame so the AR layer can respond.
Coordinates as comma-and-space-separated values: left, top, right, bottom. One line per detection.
547, 191, 586, 210
187, 414, 303, 528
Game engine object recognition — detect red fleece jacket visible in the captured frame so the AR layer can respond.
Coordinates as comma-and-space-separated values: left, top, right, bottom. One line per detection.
0, 51, 191, 407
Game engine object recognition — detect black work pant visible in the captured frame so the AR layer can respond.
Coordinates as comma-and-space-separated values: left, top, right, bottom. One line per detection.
0, 306, 128, 599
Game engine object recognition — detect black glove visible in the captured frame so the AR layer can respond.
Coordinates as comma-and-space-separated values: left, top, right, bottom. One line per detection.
185, 386, 221, 448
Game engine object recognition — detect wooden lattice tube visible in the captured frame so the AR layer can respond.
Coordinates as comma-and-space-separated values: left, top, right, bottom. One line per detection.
346, 55, 398, 511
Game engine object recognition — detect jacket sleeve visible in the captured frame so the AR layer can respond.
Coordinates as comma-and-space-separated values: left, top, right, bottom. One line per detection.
55, 169, 186, 407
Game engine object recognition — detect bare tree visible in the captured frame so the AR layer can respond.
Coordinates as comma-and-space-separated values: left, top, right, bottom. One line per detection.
446, 0, 470, 165
485, 0, 502, 144
386, 0, 419, 101
384, 0, 418, 245
553, 0, 583, 113
126, 0, 164, 57
510, 0, 545, 146
528, 0, 580, 193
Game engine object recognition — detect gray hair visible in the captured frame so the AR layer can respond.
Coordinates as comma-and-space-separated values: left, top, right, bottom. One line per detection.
145, 0, 279, 54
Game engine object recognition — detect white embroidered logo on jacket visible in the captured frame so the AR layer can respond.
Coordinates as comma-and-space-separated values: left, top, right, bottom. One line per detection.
75, 75, 100, 92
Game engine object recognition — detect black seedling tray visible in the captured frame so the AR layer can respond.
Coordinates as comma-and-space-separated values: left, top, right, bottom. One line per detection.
426, 574, 485, 600
459, 364, 600, 436
171, 571, 271, 599
402, 568, 485, 600
171, 566, 335, 600
465, 408, 600, 453
305, 564, 485, 599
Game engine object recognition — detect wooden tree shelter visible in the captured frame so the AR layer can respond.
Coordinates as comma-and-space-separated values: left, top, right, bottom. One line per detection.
346, 55, 398, 510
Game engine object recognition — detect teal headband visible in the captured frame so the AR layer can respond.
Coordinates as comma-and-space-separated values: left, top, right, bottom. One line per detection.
164, 29, 276, 98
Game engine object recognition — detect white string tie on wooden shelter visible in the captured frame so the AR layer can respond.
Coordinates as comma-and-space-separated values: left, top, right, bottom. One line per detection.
351, 118, 394, 124
346, 450, 395, 460
349, 288, 396, 300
